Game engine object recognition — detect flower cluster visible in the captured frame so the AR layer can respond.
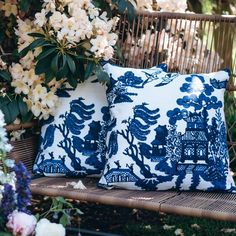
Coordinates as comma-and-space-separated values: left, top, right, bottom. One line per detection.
10, 18, 60, 120
0, 110, 66, 236
0, 0, 18, 17
130, 0, 154, 11
34, 0, 118, 61
9, 0, 119, 120
156, 0, 187, 12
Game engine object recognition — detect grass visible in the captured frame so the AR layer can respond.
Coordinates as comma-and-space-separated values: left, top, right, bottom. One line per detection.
124, 214, 236, 236
77, 202, 236, 236
32, 197, 236, 236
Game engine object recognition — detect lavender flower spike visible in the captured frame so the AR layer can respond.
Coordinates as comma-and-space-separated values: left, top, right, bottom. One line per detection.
13, 161, 32, 213
1, 183, 16, 220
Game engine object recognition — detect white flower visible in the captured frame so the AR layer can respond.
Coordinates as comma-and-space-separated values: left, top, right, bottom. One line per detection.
43, 0, 56, 12
35, 218, 66, 236
130, 0, 153, 11
163, 224, 176, 230
1, 2, 18, 17
220, 228, 236, 233
103, 46, 114, 61
50, 11, 64, 30
0, 110, 12, 154
191, 224, 201, 230
19, 52, 35, 70
0, 58, 7, 70
10, 63, 24, 79
156, 0, 187, 12
31, 102, 43, 117
88, 7, 99, 19
32, 84, 48, 102
10, 129, 26, 141
174, 228, 184, 236
11, 80, 30, 95
0, 170, 16, 186
4, 159, 15, 168
35, 9, 47, 27
15, 19, 37, 47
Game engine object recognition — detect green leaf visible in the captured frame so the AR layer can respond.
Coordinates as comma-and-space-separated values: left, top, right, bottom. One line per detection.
84, 61, 95, 80
0, 71, 11, 82
51, 54, 59, 73
19, 38, 51, 58
56, 63, 68, 80
66, 54, 76, 74
74, 59, 85, 82
67, 74, 77, 88
34, 213, 40, 221
0, 232, 12, 236
18, 96, 28, 117
56, 196, 69, 204
28, 32, 45, 38
127, 1, 136, 21
45, 70, 55, 83
59, 213, 70, 227
74, 55, 90, 60
1, 106, 11, 124
96, 64, 109, 85
0, 97, 10, 108
8, 100, 20, 123
35, 53, 55, 75
36, 47, 57, 61
75, 208, 84, 215
19, 0, 31, 12
21, 112, 33, 123
118, 0, 127, 12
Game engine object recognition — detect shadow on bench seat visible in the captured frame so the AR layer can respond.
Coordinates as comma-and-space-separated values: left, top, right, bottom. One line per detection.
30, 177, 236, 222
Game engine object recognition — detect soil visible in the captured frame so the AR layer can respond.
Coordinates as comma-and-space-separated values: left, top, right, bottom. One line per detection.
30, 195, 162, 236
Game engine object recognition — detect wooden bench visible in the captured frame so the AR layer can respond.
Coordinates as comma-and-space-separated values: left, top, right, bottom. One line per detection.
6, 11, 236, 222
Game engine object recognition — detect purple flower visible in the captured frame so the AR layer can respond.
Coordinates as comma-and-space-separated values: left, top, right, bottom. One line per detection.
13, 162, 32, 213
1, 184, 16, 220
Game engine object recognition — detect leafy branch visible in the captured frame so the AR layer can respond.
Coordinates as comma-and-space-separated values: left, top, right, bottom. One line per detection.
37, 196, 83, 227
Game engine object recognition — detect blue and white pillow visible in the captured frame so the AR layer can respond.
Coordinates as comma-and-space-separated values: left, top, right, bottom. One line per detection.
98, 63, 236, 192
33, 76, 110, 177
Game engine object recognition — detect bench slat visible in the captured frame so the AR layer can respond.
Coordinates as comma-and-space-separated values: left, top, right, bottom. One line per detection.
30, 177, 236, 222
30, 177, 177, 212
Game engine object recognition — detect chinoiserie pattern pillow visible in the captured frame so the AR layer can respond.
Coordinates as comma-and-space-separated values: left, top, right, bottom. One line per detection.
98, 63, 236, 192
33, 76, 110, 177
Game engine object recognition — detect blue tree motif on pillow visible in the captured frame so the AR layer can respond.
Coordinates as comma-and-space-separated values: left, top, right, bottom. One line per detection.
105, 103, 173, 190
35, 97, 107, 177
118, 71, 145, 88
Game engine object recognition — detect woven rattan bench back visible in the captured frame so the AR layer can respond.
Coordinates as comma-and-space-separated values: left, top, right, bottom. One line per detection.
115, 11, 236, 174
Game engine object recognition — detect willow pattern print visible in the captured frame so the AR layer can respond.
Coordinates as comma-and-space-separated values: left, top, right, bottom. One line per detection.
99, 63, 236, 192
33, 76, 109, 177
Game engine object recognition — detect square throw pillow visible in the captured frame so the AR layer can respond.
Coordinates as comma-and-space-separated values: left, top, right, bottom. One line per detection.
33, 76, 110, 177
98, 63, 236, 192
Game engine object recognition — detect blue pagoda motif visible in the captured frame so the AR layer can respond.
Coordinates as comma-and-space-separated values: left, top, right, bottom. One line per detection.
83, 121, 101, 153
104, 168, 139, 184
178, 111, 209, 172
37, 159, 70, 175
104, 161, 139, 184
151, 125, 168, 162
